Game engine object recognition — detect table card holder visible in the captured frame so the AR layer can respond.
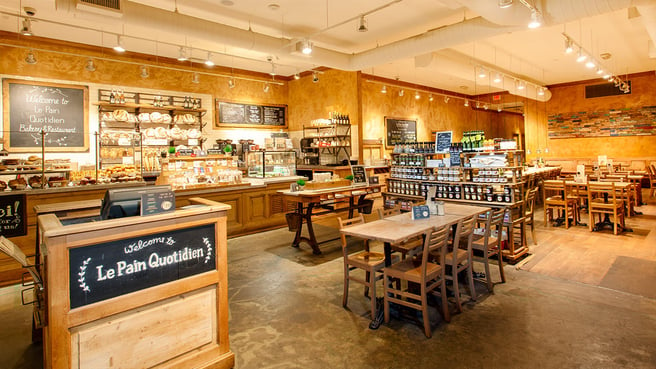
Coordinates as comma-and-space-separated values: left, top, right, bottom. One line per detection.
606, 159, 614, 173
411, 205, 431, 220
575, 164, 587, 183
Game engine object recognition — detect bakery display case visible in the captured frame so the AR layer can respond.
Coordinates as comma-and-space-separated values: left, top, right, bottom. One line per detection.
155, 155, 243, 190
246, 150, 297, 178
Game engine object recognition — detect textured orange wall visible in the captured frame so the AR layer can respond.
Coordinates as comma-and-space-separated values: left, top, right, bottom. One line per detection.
361, 81, 523, 152
527, 73, 656, 160
0, 34, 288, 119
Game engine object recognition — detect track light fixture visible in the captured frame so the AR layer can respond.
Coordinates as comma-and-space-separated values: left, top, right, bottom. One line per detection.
563, 33, 627, 87
497, 106, 502, 112
357, 15, 368, 32
263, 83, 270, 93
191, 72, 200, 84
398, 89, 404, 97
475, 101, 481, 109
429, 94, 434, 102
564, 38, 573, 54
140, 65, 149, 78
478, 67, 487, 79
576, 48, 587, 63
443, 96, 449, 103
415, 91, 420, 100
585, 60, 595, 68
85, 58, 96, 72
537, 87, 545, 96
484, 104, 489, 110
301, 40, 313, 55
498, 0, 513, 8
294, 73, 301, 80
464, 99, 469, 107
528, 9, 543, 29
596, 67, 604, 75
20, 18, 33, 36
25, 49, 36, 64
228, 78, 235, 88
381, 85, 387, 94
312, 71, 319, 83
493, 73, 502, 84
113, 35, 125, 53
205, 52, 214, 66
177, 47, 188, 62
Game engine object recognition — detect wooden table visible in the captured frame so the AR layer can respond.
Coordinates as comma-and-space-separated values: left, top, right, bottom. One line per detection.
279, 184, 381, 254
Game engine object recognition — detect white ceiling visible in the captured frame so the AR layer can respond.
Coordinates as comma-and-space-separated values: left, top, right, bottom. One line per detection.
1, 0, 655, 99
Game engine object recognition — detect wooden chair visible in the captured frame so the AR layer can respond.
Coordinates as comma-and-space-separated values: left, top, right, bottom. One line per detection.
600, 175, 635, 217
338, 215, 395, 319
471, 207, 507, 292
523, 187, 538, 245
648, 164, 656, 198
543, 180, 578, 228
383, 227, 450, 338
432, 215, 478, 313
377, 207, 422, 260
586, 182, 626, 235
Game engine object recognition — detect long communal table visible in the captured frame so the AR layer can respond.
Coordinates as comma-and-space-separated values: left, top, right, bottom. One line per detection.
279, 184, 382, 254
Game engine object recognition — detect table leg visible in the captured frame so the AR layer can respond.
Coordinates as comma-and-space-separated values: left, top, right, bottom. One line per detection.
370, 241, 393, 330
291, 202, 322, 254
348, 196, 355, 219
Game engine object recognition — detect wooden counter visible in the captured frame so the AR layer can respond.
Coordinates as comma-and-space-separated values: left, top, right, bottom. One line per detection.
37, 198, 233, 369
0, 177, 300, 287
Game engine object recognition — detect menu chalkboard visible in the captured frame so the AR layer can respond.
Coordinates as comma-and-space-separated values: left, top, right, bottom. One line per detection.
216, 100, 287, 128
69, 223, 216, 308
351, 165, 368, 185
2, 79, 89, 152
385, 117, 417, 147
435, 131, 452, 153
0, 194, 27, 238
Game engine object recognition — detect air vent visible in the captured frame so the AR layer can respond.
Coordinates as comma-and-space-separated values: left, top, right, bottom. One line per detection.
585, 82, 631, 98
76, 0, 123, 17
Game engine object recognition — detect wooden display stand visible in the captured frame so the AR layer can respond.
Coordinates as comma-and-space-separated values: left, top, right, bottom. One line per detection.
37, 198, 234, 369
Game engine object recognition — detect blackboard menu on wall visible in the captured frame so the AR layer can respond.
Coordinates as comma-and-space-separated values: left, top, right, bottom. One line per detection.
216, 100, 287, 128
435, 131, 452, 153
385, 117, 417, 147
2, 79, 89, 152
0, 194, 27, 238
69, 223, 216, 308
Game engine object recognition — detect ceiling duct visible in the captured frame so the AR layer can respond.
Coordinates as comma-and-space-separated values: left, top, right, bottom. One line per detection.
76, 0, 123, 17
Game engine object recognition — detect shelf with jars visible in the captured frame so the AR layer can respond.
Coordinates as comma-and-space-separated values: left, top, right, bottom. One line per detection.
96, 89, 207, 177
301, 113, 351, 165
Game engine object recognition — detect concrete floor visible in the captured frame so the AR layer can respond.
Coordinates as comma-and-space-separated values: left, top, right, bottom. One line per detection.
2, 196, 656, 369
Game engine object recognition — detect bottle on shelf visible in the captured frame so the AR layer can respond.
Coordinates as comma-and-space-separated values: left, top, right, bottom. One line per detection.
109, 89, 116, 104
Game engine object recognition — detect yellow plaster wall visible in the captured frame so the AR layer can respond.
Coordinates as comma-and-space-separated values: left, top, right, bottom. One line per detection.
526, 72, 656, 160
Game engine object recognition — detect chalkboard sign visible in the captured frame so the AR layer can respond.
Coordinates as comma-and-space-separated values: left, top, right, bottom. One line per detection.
385, 117, 417, 147
351, 165, 368, 185
69, 223, 216, 308
216, 100, 287, 128
2, 79, 89, 152
435, 131, 452, 153
0, 194, 27, 238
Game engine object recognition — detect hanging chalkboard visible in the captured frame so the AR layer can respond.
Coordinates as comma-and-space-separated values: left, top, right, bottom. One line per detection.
0, 194, 27, 238
385, 117, 417, 147
69, 222, 216, 308
2, 79, 89, 152
216, 100, 287, 128
435, 131, 453, 153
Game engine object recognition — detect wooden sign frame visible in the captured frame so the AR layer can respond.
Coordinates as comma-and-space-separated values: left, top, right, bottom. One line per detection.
215, 98, 287, 129
385, 116, 417, 148
2, 79, 89, 152
350, 165, 368, 185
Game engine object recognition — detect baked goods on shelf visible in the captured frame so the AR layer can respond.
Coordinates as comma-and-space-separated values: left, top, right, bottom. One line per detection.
8, 178, 27, 190
113, 110, 129, 122
28, 175, 44, 189
0, 180, 7, 191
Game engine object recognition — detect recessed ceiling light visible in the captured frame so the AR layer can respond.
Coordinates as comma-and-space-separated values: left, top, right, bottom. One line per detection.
221, 0, 234, 6
268, 3, 280, 11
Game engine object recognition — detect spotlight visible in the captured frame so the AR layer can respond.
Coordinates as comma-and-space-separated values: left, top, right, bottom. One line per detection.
301, 40, 313, 55
476, 101, 481, 109
24, 49, 36, 64
228, 78, 235, 88
294, 73, 301, 80
204, 52, 215, 66
357, 15, 368, 32
493, 73, 502, 84
528, 9, 542, 29
415, 91, 420, 100
398, 89, 404, 97
312, 72, 319, 83
443, 96, 449, 103
263, 83, 270, 93
85, 58, 96, 72
113, 35, 125, 52
484, 104, 489, 110
585, 60, 595, 68
464, 100, 469, 107
140, 65, 149, 78
603, 73, 611, 80
177, 47, 188, 62
498, 0, 513, 8
517, 80, 525, 90
429, 94, 434, 102
191, 72, 200, 84
497, 106, 502, 112
381, 85, 387, 94
20, 18, 33, 36
537, 87, 545, 96
576, 49, 587, 63
564, 38, 573, 54
478, 68, 487, 79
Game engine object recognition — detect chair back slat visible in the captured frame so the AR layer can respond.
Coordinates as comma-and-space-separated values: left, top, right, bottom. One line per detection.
337, 215, 366, 249
377, 207, 400, 220
422, 226, 450, 275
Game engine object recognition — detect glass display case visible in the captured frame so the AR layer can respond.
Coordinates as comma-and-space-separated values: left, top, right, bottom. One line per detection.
246, 150, 297, 178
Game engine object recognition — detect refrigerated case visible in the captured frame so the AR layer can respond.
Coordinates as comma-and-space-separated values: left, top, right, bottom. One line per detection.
246, 150, 297, 178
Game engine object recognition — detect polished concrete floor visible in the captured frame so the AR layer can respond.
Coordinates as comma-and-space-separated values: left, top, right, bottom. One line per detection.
2, 192, 656, 368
